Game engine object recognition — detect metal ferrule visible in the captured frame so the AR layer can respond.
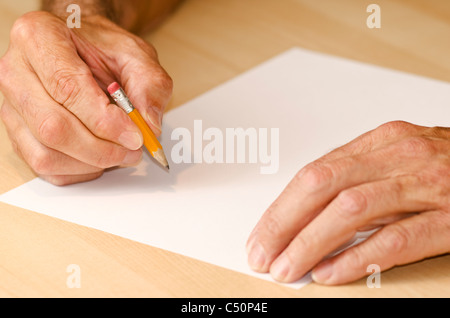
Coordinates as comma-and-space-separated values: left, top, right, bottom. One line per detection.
110, 88, 135, 114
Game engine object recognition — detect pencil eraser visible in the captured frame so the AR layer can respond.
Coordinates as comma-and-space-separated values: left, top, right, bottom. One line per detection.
107, 82, 121, 95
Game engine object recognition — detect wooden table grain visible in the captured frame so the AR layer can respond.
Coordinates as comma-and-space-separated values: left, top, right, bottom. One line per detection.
0, 0, 449, 297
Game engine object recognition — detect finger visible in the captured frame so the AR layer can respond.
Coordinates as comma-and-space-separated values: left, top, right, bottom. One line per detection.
73, 30, 171, 137
247, 147, 395, 273
11, 12, 143, 150
75, 31, 170, 137
40, 172, 105, 186
0, 101, 108, 176
246, 122, 419, 250
0, 58, 142, 169
268, 175, 437, 283
311, 210, 450, 285
246, 135, 447, 273
113, 39, 173, 137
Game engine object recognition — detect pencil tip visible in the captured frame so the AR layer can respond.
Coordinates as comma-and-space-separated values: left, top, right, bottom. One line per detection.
152, 148, 170, 171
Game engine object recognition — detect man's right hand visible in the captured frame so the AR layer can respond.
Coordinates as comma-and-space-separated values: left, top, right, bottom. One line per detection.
0, 11, 173, 185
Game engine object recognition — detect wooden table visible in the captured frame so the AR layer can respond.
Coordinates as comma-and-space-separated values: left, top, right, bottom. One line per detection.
0, 0, 449, 297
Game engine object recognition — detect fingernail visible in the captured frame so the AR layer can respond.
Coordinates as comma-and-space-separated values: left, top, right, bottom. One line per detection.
311, 260, 333, 284
270, 254, 290, 281
246, 235, 256, 254
122, 150, 143, 166
248, 242, 266, 271
146, 108, 162, 133
157, 108, 163, 127
119, 131, 143, 150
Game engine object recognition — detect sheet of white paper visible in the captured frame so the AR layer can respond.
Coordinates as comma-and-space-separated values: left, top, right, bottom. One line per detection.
1, 48, 450, 289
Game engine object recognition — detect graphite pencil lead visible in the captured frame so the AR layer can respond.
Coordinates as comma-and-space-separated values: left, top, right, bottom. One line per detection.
153, 148, 170, 170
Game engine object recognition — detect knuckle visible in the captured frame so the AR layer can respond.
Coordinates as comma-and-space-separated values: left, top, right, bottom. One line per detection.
10, 14, 34, 41
290, 233, 312, 253
342, 244, 366, 270
296, 162, 334, 193
92, 115, 112, 138
10, 12, 50, 41
50, 69, 84, 106
29, 149, 53, 175
262, 208, 285, 239
38, 113, 68, 147
422, 161, 450, 190
400, 136, 435, 156
94, 146, 126, 169
381, 224, 410, 255
123, 36, 142, 49
377, 120, 413, 137
156, 70, 174, 94
335, 188, 367, 218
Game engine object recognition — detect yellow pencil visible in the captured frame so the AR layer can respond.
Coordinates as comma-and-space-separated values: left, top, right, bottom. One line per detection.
108, 82, 169, 170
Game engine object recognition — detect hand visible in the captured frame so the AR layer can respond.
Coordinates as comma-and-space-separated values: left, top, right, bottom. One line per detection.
246, 121, 450, 285
0, 11, 173, 185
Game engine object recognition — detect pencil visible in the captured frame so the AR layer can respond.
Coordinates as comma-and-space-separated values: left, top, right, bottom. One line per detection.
107, 82, 170, 170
